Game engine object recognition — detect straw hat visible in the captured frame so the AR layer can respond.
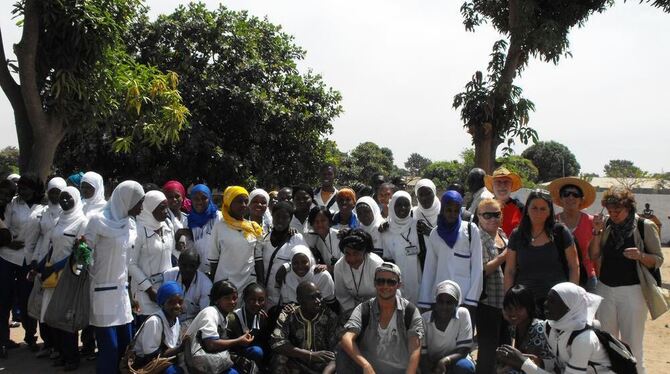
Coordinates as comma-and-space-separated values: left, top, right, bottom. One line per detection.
484, 167, 522, 193
548, 177, 596, 210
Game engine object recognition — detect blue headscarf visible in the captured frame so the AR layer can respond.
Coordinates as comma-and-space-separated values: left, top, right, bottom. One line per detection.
157, 281, 184, 306
67, 172, 84, 188
188, 184, 218, 229
436, 190, 463, 248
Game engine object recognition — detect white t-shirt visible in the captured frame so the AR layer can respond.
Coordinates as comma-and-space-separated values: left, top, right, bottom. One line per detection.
255, 233, 309, 308
376, 312, 402, 368
304, 229, 342, 265
185, 306, 228, 341
191, 211, 222, 273
208, 221, 257, 291
334, 252, 384, 312
381, 228, 422, 304
163, 267, 212, 325
134, 311, 181, 356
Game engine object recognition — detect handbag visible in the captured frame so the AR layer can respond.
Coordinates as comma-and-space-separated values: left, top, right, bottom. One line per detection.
120, 315, 174, 374
184, 328, 234, 374
44, 258, 91, 332
27, 277, 43, 320
41, 264, 60, 289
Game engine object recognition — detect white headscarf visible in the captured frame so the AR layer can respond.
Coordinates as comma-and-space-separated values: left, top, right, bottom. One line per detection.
99, 180, 144, 233
137, 190, 168, 231
56, 186, 86, 231
547, 282, 602, 332
435, 279, 462, 304
249, 188, 272, 226
388, 191, 413, 235
46, 177, 67, 219
283, 245, 320, 304
413, 179, 440, 227
356, 196, 384, 236
81, 171, 106, 213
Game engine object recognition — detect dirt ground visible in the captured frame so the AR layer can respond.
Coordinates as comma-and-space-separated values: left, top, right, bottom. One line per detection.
2, 249, 670, 373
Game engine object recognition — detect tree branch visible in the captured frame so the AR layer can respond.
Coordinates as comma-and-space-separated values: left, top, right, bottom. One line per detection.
0, 27, 22, 109
15, 0, 48, 130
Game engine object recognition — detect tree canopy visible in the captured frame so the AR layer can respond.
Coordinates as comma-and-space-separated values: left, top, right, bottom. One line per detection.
404, 153, 432, 177
55, 3, 342, 188
521, 141, 580, 182
0, 146, 19, 175
338, 141, 397, 187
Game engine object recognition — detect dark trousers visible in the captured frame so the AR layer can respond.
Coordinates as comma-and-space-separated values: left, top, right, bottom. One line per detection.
39, 322, 55, 349
54, 327, 80, 364
0, 257, 37, 345
81, 325, 96, 352
96, 324, 132, 374
475, 303, 510, 374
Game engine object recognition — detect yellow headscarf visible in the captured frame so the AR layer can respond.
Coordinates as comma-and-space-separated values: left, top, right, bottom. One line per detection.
222, 186, 263, 239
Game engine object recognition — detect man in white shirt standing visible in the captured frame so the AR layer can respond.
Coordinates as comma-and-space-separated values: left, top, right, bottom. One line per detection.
313, 164, 339, 215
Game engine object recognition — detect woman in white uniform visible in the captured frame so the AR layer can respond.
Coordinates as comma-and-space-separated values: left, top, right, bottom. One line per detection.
85, 180, 144, 374
129, 190, 174, 323
209, 186, 263, 294
382, 191, 421, 304
188, 184, 220, 274
81, 171, 106, 217
355, 196, 384, 256
45, 186, 88, 370
248, 188, 272, 236
305, 206, 341, 273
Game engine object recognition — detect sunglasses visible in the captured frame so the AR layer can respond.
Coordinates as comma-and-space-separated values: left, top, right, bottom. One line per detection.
480, 211, 502, 220
374, 278, 398, 286
560, 191, 583, 198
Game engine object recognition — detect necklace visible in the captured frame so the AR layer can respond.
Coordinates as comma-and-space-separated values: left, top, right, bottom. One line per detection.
531, 229, 544, 242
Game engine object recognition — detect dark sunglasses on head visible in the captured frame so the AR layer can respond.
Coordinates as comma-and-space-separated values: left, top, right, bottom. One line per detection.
374, 278, 398, 286
481, 211, 502, 220
560, 190, 583, 198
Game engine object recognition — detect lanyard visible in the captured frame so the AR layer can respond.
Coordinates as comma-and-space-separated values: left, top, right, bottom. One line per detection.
400, 227, 413, 246
420, 213, 434, 229
349, 256, 366, 298
321, 232, 334, 257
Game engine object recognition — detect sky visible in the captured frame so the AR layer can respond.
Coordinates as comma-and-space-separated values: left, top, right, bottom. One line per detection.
1, 1, 669, 175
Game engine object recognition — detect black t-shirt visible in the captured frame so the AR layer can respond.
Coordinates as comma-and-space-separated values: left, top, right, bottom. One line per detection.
509, 225, 573, 300
600, 233, 639, 287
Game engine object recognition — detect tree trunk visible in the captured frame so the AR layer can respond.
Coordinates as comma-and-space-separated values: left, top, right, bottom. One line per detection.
471, 122, 494, 174
26, 120, 64, 179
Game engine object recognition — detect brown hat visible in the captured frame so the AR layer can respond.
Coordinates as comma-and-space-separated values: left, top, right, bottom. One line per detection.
548, 177, 596, 210
485, 167, 522, 193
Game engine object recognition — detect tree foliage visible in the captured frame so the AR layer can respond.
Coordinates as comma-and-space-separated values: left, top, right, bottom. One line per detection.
603, 159, 649, 190
55, 3, 342, 188
497, 155, 539, 187
404, 153, 432, 177
0, 0, 188, 178
338, 142, 396, 187
521, 140, 580, 182
453, 1, 610, 172
0, 146, 19, 175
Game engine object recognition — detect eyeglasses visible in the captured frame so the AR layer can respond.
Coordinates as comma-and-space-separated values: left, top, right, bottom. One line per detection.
374, 278, 398, 286
480, 211, 502, 220
560, 191, 583, 199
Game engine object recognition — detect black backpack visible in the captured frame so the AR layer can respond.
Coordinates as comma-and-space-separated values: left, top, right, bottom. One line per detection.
547, 323, 638, 374
356, 298, 417, 343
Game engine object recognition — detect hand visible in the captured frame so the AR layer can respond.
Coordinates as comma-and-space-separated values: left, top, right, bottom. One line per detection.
433, 357, 450, 374
27, 270, 37, 282
258, 309, 268, 319
523, 353, 542, 367
378, 221, 389, 233
314, 264, 328, 274
288, 228, 298, 236
311, 350, 335, 363
623, 247, 643, 261
237, 332, 254, 346
416, 220, 432, 236
281, 303, 298, 315
147, 287, 158, 303
592, 214, 605, 231
8, 240, 24, 250
362, 362, 376, 374
275, 265, 288, 287
496, 345, 526, 370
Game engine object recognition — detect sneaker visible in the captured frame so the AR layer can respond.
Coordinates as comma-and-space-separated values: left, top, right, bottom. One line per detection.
9, 321, 20, 328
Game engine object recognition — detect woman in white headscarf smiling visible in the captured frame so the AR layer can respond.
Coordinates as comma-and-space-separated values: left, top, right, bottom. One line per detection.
44, 186, 88, 370
281, 245, 336, 309
381, 191, 421, 304
129, 190, 174, 322
84, 180, 144, 374
248, 188, 272, 236
80, 172, 106, 216
497, 282, 615, 374
355, 196, 384, 255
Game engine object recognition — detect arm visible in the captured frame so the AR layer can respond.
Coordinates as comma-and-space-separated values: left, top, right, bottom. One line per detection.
341, 332, 374, 372
405, 335, 421, 374
465, 226, 484, 306
564, 244, 580, 285
202, 333, 254, 352
588, 215, 605, 262
485, 248, 507, 275
128, 231, 152, 295
639, 219, 664, 269
504, 248, 518, 292
334, 263, 354, 312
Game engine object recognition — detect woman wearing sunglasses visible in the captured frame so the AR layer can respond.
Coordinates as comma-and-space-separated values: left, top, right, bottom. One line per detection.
475, 198, 509, 374
504, 190, 579, 319
548, 177, 598, 291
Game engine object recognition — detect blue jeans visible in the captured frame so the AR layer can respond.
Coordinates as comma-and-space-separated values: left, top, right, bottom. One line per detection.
95, 324, 132, 374
452, 357, 476, 374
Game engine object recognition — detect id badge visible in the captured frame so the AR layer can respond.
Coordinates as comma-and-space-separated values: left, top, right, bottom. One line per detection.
405, 245, 419, 256
149, 272, 164, 285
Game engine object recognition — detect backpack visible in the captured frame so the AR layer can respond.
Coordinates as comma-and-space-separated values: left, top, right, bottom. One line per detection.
604, 218, 662, 287
356, 298, 417, 343
547, 323, 638, 374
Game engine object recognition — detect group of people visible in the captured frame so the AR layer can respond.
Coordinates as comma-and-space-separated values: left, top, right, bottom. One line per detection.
0, 164, 665, 374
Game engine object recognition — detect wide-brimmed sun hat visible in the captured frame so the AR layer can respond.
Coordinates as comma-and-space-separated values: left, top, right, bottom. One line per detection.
548, 177, 596, 210
485, 167, 522, 193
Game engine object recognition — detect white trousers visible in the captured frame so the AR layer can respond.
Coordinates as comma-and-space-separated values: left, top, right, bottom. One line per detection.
595, 282, 647, 374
